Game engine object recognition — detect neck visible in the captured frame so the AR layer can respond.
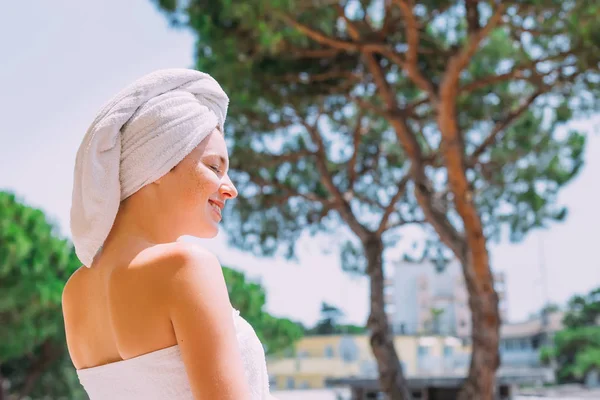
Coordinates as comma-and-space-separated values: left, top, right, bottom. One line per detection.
102, 194, 181, 255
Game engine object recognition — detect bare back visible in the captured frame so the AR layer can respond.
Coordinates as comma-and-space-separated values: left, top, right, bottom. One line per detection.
62, 243, 182, 370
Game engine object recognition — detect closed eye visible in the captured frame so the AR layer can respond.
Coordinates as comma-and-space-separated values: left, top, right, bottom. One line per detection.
210, 165, 222, 174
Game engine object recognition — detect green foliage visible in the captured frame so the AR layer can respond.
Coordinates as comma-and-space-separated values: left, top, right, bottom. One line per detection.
542, 287, 600, 382
0, 191, 84, 399
153, 0, 599, 261
1, 347, 87, 400
222, 266, 304, 354
563, 288, 600, 328
305, 302, 366, 335
539, 345, 555, 366
154, 2, 599, 395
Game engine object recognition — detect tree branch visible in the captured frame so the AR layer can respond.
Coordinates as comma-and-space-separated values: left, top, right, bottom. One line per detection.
385, 217, 426, 231
348, 109, 365, 188
288, 47, 342, 59
281, 14, 388, 55
379, 0, 397, 39
335, 4, 361, 41
252, 150, 316, 168
445, 3, 507, 91
279, 14, 359, 51
249, 172, 328, 205
423, 2, 453, 26
460, 48, 579, 94
437, 4, 507, 172
470, 90, 542, 163
301, 118, 369, 240
465, 0, 481, 35
363, 52, 465, 256
280, 13, 407, 69
460, 69, 527, 93
377, 175, 410, 235
393, 0, 437, 98
281, 70, 362, 84
353, 191, 386, 210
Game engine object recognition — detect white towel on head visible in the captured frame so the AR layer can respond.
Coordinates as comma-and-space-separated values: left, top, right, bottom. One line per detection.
70, 68, 229, 267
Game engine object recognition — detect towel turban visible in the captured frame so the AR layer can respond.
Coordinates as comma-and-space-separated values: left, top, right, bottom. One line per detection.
70, 68, 229, 267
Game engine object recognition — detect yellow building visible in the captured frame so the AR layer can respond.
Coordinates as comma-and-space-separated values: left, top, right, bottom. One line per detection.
267, 334, 471, 390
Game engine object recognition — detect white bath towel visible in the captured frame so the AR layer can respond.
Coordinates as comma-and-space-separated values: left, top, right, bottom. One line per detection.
70, 68, 229, 267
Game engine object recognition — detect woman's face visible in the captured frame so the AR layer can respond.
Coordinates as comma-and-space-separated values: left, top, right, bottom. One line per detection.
158, 128, 238, 238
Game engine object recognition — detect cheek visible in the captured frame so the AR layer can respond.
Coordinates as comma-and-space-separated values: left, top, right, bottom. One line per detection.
183, 166, 218, 204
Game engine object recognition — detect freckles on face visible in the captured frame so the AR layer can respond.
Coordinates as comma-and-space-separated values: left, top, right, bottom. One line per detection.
173, 129, 230, 207
182, 160, 214, 205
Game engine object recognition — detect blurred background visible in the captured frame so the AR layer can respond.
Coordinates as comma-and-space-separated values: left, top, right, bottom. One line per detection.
1, 1, 599, 399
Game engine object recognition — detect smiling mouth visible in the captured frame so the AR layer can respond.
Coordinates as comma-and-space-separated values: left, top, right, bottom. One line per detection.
208, 200, 223, 217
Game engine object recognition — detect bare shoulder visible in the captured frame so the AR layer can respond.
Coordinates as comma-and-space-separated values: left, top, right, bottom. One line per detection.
134, 241, 223, 280
155, 242, 251, 399
153, 241, 228, 304
62, 266, 89, 316
124, 241, 227, 306
62, 266, 94, 358
159, 241, 222, 272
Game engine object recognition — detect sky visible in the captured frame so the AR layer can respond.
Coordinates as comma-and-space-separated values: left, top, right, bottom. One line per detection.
1, 0, 598, 327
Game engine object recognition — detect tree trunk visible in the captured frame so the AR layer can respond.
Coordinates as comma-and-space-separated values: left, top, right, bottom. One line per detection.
0, 372, 5, 400
17, 340, 62, 400
437, 52, 502, 399
457, 256, 501, 400
364, 235, 412, 400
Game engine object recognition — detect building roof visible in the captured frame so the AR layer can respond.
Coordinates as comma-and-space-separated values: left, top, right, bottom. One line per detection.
500, 312, 564, 338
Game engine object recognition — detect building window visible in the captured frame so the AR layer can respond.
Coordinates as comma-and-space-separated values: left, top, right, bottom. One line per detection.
297, 350, 309, 358
418, 345, 429, 357
286, 377, 295, 389
505, 339, 515, 351
324, 345, 334, 358
384, 285, 394, 296
299, 381, 310, 389
398, 323, 406, 334
444, 346, 453, 357
400, 361, 407, 373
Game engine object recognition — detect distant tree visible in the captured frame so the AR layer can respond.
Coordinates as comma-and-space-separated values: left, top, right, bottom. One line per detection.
541, 287, 600, 383
306, 302, 366, 335
542, 303, 561, 315
529, 303, 561, 320
155, 1, 599, 398
222, 267, 304, 355
430, 307, 445, 334
311, 302, 344, 335
563, 288, 600, 329
0, 191, 85, 399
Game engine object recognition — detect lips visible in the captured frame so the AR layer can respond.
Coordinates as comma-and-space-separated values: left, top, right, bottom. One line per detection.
208, 199, 223, 218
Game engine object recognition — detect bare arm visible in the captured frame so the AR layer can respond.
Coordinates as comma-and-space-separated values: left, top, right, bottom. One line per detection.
166, 244, 251, 400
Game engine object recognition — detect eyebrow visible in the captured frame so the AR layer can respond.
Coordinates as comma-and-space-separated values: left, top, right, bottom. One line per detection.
204, 153, 229, 170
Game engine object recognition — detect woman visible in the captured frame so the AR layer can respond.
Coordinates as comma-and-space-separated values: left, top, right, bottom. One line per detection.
62, 69, 274, 399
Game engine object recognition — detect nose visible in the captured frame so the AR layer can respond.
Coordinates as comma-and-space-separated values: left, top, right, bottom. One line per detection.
219, 174, 238, 200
